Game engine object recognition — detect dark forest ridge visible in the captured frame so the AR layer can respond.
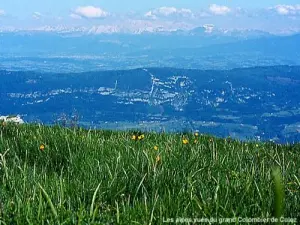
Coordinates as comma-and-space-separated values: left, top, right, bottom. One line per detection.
1, 65, 300, 143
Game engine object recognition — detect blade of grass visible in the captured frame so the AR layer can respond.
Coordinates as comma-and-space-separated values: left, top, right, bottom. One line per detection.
90, 182, 101, 219
38, 183, 58, 220
272, 167, 284, 224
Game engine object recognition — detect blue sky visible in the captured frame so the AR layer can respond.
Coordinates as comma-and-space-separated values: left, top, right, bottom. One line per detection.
2, 0, 300, 13
1, 0, 300, 33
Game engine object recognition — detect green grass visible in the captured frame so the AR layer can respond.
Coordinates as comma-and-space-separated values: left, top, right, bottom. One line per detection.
0, 122, 299, 224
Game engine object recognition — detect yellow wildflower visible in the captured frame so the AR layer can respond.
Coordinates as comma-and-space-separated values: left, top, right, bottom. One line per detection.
39, 144, 45, 151
194, 132, 199, 137
194, 140, 198, 144
182, 139, 189, 145
131, 135, 137, 140
154, 146, 159, 151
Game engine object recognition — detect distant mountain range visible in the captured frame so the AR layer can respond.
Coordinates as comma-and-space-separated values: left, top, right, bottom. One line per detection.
0, 25, 276, 36
0, 26, 275, 54
1, 66, 300, 143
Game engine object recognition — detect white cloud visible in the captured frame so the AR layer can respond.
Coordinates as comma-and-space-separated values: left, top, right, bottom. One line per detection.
145, 7, 194, 19
32, 12, 42, 19
0, 9, 5, 16
70, 13, 82, 19
209, 4, 231, 15
73, 6, 109, 19
271, 5, 300, 15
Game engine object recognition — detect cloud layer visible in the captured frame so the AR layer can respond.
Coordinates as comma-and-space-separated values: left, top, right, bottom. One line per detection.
271, 5, 300, 15
72, 6, 109, 19
145, 7, 194, 19
209, 4, 231, 15
1, 4, 300, 35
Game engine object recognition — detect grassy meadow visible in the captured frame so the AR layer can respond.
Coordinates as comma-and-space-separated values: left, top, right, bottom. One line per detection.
0, 122, 299, 224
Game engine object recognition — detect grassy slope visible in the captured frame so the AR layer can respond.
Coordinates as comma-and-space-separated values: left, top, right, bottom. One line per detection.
0, 123, 299, 224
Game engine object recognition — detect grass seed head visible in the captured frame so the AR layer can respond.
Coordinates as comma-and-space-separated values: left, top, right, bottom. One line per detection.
156, 155, 161, 163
